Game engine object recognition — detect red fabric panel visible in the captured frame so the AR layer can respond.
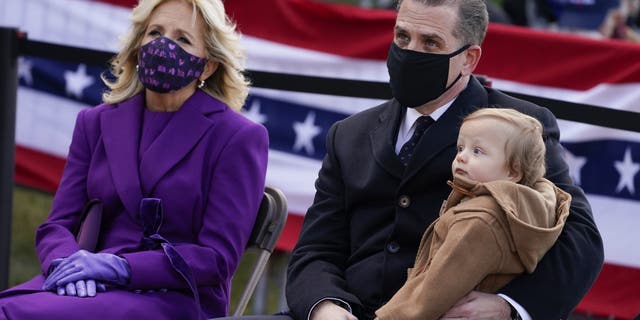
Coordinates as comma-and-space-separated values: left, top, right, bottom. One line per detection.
214, 0, 394, 60
575, 263, 640, 319
92, 0, 137, 8
274, 213, 303, 252
100, 0, 640, 90
15, 145, 65, 193
478, 23, 640, 90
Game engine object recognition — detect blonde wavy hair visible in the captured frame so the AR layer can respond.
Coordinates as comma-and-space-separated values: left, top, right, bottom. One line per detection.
463, 108, 546, 188
101, 0, 249, 111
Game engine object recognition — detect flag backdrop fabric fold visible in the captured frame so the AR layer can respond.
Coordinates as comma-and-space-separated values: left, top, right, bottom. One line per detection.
0, 0, 638, 317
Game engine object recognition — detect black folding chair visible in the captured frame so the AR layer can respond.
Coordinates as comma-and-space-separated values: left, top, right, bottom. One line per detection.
231, 186, 288, 316
75, 186, 289, 317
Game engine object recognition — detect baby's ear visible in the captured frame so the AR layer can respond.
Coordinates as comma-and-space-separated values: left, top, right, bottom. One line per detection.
508, 165, 523, 183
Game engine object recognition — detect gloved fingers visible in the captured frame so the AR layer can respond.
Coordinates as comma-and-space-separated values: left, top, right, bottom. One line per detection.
46, 258, 66, 276
43, 264, 82, 290
46, 255, 79, 278
45, 261, 77, 284
53, 270, 91, 288
75, 280, 87, 297
97, 282, 107, 292
56, 286, 66, 296
47, 250, 92, 276
86, 279, 96, 297
65, 282, 77, 296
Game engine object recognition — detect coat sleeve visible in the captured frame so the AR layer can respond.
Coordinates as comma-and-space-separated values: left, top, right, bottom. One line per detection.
286, 121, 364, 320
499, 106, 604, 319
375, 213, 506, 320
120, 123, 269, 290
35, 109, 91, 274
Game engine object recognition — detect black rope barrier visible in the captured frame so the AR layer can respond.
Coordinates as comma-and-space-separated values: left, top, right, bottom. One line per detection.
18, 37, 640, 133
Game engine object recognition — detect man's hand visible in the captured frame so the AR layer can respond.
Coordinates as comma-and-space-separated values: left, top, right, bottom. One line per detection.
440, 291, 511, 320
310, 300, 358, 320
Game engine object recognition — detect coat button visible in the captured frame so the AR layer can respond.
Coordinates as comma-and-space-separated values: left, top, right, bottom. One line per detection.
387, 242, 400, 254
398, 195, 410, 208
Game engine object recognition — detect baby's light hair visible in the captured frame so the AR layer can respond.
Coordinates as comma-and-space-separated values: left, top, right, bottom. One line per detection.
462, 108, 546, 187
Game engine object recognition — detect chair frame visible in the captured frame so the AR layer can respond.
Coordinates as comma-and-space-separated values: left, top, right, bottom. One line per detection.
75, 187, 288, 317
232, 186, 288, 316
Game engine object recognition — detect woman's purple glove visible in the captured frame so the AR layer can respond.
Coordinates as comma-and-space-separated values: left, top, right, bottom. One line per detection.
55, 280, 107, 297
42, 250, 131, 291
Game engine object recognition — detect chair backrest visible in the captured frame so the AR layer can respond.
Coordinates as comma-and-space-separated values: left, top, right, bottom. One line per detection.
75, 187, 288, 318
76, 199, 103, 251
232, 186, 288, 316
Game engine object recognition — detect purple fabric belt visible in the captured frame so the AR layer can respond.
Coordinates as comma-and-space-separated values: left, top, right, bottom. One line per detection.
139, 198, 201, 313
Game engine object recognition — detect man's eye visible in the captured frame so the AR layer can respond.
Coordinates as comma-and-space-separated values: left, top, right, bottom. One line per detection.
425, 40, 438, 48
395, 33, 409, 45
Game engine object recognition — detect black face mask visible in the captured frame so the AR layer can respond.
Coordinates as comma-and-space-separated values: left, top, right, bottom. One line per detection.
387, 42, 470, 108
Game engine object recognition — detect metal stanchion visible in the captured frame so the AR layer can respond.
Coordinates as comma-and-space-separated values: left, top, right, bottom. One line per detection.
0, 27, 19, 290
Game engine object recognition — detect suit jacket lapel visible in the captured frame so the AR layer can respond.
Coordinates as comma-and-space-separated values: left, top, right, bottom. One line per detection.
139, 90, 220, 194
101, 94, 145, 218
370, 100, 405, 179
403, 76, 489, 182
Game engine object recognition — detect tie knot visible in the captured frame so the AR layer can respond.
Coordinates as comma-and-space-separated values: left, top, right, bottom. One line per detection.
414, 116, 434, 134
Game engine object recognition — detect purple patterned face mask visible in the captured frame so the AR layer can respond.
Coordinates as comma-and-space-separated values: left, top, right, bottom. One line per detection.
137, 36, 207, 93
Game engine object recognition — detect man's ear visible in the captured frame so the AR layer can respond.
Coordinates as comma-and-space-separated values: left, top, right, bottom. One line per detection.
461, 44, 482, 76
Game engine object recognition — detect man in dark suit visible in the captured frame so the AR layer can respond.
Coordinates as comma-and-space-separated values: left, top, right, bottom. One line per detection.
285, 0, 604, 319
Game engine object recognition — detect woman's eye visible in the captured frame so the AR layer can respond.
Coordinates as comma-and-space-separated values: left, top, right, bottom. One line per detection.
148, 30, 161, 37
177, 37, 191, 45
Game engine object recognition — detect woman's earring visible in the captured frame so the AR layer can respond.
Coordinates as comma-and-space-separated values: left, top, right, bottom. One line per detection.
198, 80, 205, 89
135, 65, 139, 72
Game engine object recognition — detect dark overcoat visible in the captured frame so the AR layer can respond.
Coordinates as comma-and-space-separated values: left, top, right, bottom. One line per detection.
286, 77, 603, 320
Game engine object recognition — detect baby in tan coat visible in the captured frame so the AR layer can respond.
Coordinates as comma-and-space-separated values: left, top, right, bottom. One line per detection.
376, 108, 571, 320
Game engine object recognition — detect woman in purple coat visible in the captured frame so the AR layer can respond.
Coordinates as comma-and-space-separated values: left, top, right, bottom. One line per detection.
0, 0, 268, 319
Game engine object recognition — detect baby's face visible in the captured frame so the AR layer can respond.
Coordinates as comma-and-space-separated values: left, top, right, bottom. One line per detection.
452, 117, 518, 183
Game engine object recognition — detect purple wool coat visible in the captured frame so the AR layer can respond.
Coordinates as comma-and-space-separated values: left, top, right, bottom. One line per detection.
0, 90, 269, 319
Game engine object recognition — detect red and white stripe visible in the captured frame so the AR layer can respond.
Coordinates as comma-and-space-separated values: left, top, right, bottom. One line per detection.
3, 0, 639, 317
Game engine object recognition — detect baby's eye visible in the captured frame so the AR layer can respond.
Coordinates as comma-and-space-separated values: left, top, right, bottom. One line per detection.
456, 145, 463, 153
473, 148, 483, 155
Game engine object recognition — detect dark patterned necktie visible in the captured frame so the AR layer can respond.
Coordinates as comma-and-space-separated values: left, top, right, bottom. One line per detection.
398, 116, 434, 166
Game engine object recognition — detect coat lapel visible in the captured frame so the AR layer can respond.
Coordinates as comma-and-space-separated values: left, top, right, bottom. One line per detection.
403, 77, 489, 182
370, 100, 405, 179
139, 90, 221, 194
101, 94, 145, 218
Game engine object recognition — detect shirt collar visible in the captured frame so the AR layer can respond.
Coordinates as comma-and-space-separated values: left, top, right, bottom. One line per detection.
399, 97, 456, 140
